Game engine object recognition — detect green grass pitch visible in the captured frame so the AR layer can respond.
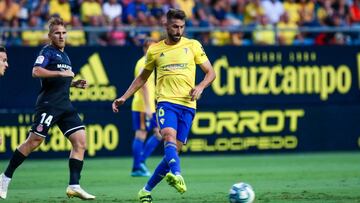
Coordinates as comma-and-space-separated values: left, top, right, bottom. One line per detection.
0, 152, 359, 202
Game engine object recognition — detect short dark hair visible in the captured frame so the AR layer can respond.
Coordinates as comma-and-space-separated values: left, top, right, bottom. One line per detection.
0, 46, 6, 53
166, 9, 186, 21
48, 17, 65, 33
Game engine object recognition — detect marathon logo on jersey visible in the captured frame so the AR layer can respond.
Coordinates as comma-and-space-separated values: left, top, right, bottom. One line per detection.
70, 53, 117, 101
161, 63, 188, 71
57, 64, 72, 70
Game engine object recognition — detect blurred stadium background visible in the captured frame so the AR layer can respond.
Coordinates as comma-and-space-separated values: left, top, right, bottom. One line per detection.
1, 0, 360, 202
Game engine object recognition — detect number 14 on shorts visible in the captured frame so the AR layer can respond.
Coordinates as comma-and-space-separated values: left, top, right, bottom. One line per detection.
40, 113, 53, 126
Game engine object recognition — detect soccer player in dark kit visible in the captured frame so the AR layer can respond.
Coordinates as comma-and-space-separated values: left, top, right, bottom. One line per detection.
0, 17, 95, 200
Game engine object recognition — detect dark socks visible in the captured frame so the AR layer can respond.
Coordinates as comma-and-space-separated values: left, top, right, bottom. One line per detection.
4, 149, 27, 178
69, 158, 83, 185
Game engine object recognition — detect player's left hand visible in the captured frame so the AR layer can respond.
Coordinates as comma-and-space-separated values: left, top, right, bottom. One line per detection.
190, 86, 203, 101
72, 80, 88, 89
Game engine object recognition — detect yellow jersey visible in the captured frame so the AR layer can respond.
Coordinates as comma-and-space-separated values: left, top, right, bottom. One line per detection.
131, 56, 156, 112
144, 37, 209, 109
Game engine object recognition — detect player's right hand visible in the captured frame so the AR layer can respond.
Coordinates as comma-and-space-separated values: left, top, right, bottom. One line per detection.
112, 97, 126, 113
61, 70, 75, 78
190, 86, 203, 101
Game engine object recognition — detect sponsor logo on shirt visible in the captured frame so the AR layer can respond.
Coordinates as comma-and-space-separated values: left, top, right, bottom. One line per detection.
160, 63, 188, 71
57, 64, 72, 70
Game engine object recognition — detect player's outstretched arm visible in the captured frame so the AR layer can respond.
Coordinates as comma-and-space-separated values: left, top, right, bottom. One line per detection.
112, 68, 152, 113
190, 60, 216, 101
32, 66, 74, 78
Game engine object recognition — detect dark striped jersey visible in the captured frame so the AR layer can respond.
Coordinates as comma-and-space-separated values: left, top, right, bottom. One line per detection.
33, 45, 73, 110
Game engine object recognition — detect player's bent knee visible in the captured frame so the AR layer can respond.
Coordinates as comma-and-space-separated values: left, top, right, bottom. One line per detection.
70, 137, 87, 151
163, 134, 176, 143
73, 140, 87, 151
161, 127, 176, 135
68, 130, 87, 150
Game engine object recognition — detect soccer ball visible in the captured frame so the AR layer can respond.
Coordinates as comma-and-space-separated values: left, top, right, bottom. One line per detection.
228, 182, 255, 203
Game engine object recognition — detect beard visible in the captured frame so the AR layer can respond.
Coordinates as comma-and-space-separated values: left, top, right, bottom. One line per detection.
168, 33, 182, 43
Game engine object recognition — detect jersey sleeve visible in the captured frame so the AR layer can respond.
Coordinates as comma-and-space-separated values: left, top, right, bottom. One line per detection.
144, 48, 155, 71
192, 40, 209, 65
34, 49, 51, 68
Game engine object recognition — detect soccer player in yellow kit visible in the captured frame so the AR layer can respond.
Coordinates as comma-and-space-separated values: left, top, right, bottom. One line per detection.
112, 9, 216, 203
131, 38, 162, 177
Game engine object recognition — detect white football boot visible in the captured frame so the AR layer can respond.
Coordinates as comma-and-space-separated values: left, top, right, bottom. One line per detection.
66, 185, 95, 200
0, 173, 11, 199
